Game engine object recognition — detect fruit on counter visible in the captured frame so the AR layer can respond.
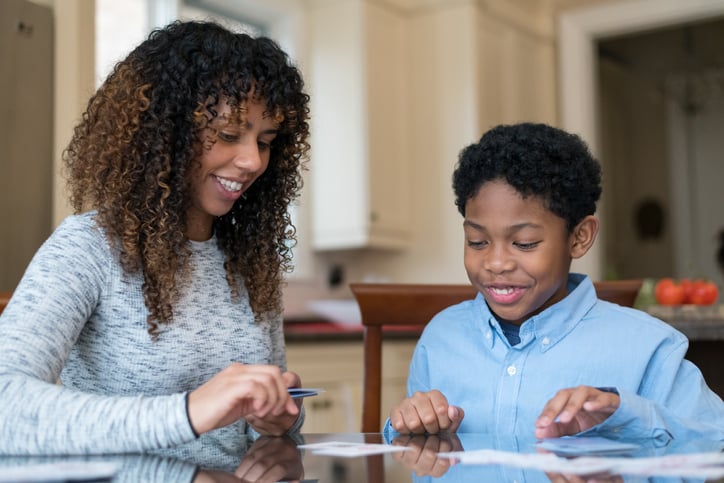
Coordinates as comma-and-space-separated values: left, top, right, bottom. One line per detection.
654, 277, 719, 306
688, 279, 719, 305
654, 278, 686, 306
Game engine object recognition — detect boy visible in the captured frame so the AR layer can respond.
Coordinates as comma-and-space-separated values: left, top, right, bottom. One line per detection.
387, 123, 724, 442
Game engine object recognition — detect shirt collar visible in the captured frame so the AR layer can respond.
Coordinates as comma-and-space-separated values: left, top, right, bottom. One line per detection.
473, 273, 597, 351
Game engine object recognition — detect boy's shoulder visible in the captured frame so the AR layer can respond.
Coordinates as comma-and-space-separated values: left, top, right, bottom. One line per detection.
591, 299, 688, 343
423, 296, 481, 334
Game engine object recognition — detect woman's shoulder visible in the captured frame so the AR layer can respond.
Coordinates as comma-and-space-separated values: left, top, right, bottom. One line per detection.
46, 211, 109, 255
56, 211, 99, 230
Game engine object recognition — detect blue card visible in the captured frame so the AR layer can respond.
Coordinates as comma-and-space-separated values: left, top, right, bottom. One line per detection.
288, 387, 325, 399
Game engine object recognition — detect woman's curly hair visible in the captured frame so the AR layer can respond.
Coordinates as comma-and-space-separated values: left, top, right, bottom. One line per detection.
63, 21, 310, 337
452, 123, 601, 232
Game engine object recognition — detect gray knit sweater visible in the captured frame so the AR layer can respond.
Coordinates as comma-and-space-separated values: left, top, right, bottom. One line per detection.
0, 212, 298, 455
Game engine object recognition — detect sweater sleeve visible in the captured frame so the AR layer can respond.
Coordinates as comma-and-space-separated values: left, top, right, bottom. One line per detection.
0, 216, 197, 455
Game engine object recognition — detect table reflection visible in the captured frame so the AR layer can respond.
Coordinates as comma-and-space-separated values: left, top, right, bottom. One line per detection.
0, 433, 722, 482
387, 432, 724, 483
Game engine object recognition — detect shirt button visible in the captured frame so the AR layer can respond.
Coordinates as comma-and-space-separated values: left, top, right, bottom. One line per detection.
507, 365, 517, 376
542, 337, 550, 346
486, 331, 492, 339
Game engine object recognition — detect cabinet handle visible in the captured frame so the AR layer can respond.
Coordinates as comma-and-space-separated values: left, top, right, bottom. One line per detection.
310, 399, 332, 410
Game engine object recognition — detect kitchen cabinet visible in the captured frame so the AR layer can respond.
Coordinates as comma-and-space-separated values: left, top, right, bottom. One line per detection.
0, 0, 53, 292
286, 339, 415, 433
307, 1, 410, 250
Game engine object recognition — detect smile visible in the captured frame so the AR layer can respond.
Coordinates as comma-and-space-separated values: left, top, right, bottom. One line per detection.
216, 176, 243, 193
489, 287, 515, 295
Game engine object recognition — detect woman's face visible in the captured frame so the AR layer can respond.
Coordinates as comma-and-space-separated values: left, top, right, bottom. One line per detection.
186, 97, 279, 241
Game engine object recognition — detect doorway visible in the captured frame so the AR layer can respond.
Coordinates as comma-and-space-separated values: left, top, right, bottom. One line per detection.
598, 18, 724, 287
558, 0, 724, 285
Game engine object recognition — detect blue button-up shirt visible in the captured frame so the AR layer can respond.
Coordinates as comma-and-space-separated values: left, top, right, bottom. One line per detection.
385, 274, 724, 442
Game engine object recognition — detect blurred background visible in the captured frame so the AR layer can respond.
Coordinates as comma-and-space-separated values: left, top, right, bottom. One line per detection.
2, 0, 723, 318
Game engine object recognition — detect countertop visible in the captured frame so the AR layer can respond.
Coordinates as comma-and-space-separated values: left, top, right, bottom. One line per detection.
284, 304, 724, 342
647, 304, 724, 341
283, 319, 421, 342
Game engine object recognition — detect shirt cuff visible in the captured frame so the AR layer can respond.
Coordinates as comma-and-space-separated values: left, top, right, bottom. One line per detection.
185, 392, 200, 438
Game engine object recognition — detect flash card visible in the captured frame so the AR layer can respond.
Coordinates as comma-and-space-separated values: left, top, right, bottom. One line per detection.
288, 387, 325, 399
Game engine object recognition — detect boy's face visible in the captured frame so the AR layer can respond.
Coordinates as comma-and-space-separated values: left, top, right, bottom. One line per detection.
463, 180, 576, 326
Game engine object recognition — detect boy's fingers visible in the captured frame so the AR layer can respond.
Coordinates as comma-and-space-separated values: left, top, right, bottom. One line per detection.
447, 406, 465, 432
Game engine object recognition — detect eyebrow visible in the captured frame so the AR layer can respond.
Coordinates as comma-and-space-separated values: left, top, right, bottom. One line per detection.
230, 120, 279, 137
463, 220, 543, 232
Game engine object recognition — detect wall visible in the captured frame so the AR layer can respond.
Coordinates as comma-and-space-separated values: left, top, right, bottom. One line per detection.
34, 0, 617, 316
27, 0, 95, 227
0, 0, 53, 292
598, 58, 675, 280
285, 0, 564, 315
668, 77, 724, 288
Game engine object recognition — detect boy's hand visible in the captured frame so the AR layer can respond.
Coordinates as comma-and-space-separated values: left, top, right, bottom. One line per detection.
534, 386, 619, 439
391, 433, 462, 477
389, 390, 465, 434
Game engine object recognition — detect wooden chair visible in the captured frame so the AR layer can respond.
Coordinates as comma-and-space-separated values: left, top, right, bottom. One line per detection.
0, 291, 11, 315
351, 279, 642, 433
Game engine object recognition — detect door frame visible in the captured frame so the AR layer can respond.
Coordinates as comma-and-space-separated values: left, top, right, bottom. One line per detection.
557, 0, 724, 281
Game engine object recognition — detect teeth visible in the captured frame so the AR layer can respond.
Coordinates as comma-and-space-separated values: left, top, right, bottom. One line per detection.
490, 287, 514, 295
218, 177, 242, 192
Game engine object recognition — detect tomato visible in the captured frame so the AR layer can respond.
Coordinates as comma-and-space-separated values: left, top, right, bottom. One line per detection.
689, 280, 719, 305
654, 278, 686, 306
679, 278, 695, 304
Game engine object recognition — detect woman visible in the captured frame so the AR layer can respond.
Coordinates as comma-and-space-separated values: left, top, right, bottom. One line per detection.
0, 20, 310, 455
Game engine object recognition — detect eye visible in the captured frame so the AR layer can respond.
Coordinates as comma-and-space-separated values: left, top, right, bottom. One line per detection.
218, 131, 240, 143
257, 140, 272, 151
514, 241, 541, 250
466, 239, 488, 249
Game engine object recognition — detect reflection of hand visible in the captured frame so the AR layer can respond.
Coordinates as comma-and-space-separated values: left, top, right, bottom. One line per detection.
390, 433, 463, 477
234, 435, 304, 483
535, 386, 619, 439
187, 364, 300, 436
389, 390, 465, 434
545, 471, 624, 483
537, 446, 624, 483
193, 469, 245, 483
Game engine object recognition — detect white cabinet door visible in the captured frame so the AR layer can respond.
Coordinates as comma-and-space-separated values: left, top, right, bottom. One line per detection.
286, 339, 416, 433
308, 1, 410, 251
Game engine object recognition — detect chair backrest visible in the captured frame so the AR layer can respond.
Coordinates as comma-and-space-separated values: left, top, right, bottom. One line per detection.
351, 279, 642, 433
0, 291, 11, 315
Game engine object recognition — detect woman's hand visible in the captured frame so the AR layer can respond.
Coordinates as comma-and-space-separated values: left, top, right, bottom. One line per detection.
234, 435, 304, 482
245, 371, 303, 435
187, 363, 299, 436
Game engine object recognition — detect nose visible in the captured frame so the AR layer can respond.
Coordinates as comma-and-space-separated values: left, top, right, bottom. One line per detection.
232, 140, 263, 173
483, 244, 515, 274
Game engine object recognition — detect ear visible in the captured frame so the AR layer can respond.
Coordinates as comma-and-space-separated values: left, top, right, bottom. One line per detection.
570, 215, 599, 259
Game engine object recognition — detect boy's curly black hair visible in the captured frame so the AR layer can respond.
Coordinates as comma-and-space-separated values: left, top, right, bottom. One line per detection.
453, 123, 602, 232
63, 20, 311, 337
